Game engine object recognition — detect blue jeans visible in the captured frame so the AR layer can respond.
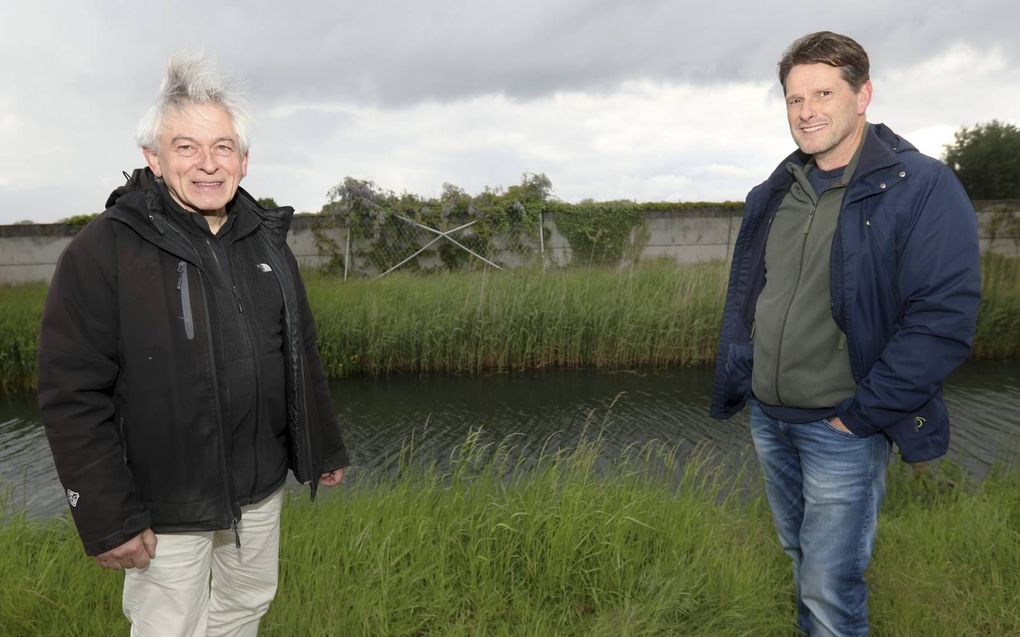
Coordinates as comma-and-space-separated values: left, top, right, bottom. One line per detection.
749, 400, 890, 637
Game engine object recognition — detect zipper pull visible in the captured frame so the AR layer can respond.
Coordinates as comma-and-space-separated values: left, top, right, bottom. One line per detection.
232, 285, 243, 313
176, 261, 185, 290
232, 517, 241, 549
803, 205, 816, 235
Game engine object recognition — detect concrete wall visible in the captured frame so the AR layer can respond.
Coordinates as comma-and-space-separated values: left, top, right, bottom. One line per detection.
0, 215, 352, 283
2, 202, 1017, 284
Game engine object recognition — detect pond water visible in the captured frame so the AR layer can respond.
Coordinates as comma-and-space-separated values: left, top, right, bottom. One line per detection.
2, 360, 1018, 519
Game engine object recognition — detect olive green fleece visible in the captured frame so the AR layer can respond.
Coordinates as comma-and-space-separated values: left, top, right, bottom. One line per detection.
751, 154, 859, 409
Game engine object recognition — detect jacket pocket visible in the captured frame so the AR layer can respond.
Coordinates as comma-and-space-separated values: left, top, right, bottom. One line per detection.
176, 261, 195, 340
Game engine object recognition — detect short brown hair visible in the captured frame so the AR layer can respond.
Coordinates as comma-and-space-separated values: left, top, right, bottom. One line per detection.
778, 31, 870, 92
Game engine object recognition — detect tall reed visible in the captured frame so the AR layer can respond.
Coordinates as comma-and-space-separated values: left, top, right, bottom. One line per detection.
973, 252, 1020, 359
3, 255, 1020, 394
0, 282, 45, 394
307, 260, 730, 378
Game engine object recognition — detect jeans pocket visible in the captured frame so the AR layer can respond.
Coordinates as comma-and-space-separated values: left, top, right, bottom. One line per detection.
822, 417, 859, 439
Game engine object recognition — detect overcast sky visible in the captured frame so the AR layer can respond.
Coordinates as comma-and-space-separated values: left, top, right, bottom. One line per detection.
2, 1, 1018, 224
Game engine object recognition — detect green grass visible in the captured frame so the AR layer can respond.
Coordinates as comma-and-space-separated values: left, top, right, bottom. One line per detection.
0, 281, 45, 394
973, 253, 1020, 360
3, 255, 1020, 393
305, 252, 1020, 376
307, 260, 727, 378
1, 431, 1018, 636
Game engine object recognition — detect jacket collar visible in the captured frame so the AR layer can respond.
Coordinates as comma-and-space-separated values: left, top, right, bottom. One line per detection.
105, 167, 295, 258
765, 123, 915, 200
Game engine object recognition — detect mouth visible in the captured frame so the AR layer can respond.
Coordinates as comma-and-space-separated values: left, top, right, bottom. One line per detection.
799, 123, 828, 134
192, 181, 224, 192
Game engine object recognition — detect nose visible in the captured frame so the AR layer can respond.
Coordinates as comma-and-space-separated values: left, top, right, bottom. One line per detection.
197, 148, 218, 173
799, 98, 816, 121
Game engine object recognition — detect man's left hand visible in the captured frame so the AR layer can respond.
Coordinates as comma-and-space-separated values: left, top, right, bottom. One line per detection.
319, 467, 345, 487
829, 416, 852, 434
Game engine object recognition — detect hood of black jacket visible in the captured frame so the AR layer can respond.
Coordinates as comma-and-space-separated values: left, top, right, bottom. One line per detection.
105, 167, 296, 246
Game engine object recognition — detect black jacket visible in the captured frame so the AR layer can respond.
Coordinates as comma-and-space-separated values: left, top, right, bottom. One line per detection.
39, 169, 349, 555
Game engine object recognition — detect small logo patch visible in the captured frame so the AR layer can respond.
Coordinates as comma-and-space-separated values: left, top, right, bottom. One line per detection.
66, 489, 80, 507
914, 416, 926, 431
256, 263, 272, 273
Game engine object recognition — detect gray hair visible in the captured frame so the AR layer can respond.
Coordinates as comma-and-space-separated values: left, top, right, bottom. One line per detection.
136, 53, 252, 153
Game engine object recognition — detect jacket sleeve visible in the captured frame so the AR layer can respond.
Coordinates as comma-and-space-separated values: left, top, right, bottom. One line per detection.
838, 165, 981, 436
286, 247, 350, 472
37, 218, 151, 556
709, 185, 770, 419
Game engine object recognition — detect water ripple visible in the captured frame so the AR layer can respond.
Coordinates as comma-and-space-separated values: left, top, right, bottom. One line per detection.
3, 360, 1018, 519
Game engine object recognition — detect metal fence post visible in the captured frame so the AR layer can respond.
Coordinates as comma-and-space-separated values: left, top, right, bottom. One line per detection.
539, 210, 546, 272
344, 225, 351, 281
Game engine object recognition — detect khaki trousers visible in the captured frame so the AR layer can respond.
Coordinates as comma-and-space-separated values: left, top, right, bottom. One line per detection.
122, 488, 284, 637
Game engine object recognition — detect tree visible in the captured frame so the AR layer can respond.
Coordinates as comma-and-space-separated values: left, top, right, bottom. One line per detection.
943, 120, 1020, 199
256, 197, 279, 209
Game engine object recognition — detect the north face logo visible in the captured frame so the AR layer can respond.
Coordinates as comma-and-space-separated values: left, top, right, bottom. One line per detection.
66, 489, 80, 507
256, 263, 272, 273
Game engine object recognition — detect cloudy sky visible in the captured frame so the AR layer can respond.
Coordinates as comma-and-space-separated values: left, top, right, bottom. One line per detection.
1, 1, 1018, 224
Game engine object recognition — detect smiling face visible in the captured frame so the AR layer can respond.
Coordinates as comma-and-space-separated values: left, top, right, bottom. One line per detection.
143, 102, 248, 216
784, 63, 871, 170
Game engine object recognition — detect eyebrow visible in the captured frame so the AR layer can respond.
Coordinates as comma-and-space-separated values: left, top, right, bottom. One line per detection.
786, 87, 837, 99
170, 136, 236, 145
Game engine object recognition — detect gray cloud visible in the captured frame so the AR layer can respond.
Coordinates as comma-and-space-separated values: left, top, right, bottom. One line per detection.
1, 1, 1018, 222
6, 1, 1019, 108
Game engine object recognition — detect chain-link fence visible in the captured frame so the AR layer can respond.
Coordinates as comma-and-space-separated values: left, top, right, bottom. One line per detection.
289, 205, 745, 277
2, 202, 1016, 284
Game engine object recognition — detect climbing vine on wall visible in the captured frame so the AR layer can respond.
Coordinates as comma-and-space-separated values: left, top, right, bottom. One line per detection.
314, 175, 739, 274
549, 200, 647, 266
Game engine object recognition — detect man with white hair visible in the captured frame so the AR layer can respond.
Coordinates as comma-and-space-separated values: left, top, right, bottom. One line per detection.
38, 54, 349, 635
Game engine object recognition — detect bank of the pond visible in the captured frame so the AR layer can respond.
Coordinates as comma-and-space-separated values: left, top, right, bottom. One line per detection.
2, 256, 1020, 393
2, 436, 1018, 636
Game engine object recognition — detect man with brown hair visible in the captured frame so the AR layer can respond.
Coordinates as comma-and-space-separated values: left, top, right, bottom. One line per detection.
710, 32, 980, 636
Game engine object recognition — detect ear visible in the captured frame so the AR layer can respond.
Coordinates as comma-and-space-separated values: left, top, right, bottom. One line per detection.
856, 80, 873, 115
143, 147, 162, 177
240, 151, 249, 179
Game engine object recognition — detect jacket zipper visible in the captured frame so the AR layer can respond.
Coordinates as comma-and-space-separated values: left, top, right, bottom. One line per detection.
197, 272, 243, 546
176, 261, 195, 340
772, 202, 815, 405
123, 212, 242, 539
256, 234, 316, 490
178, 234, 241, 544
219, 240, 264, 505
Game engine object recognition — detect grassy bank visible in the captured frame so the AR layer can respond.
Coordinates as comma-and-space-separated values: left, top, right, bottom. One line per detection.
1, 433, 1017, 636
3, 255, 1020, 393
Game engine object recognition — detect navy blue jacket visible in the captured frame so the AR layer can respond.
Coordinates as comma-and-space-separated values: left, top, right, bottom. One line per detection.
709, 124, 981, 462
